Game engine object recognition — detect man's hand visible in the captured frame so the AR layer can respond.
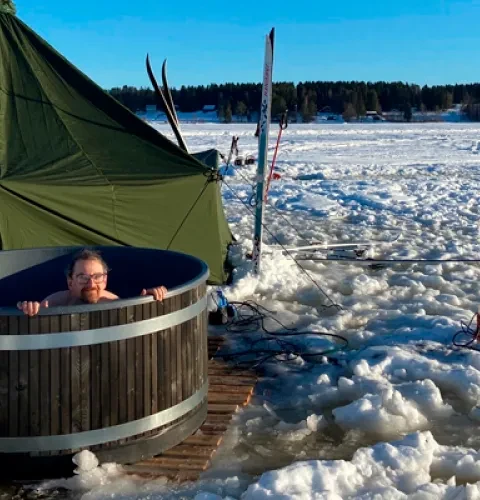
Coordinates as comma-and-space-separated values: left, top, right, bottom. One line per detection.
17, 300, 49, 316
141, 286, 167, 301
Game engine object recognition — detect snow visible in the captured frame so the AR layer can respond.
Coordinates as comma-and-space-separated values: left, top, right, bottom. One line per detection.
34, 122, 480, 499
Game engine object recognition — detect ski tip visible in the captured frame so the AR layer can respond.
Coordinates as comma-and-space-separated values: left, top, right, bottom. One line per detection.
269, 27, 275, 42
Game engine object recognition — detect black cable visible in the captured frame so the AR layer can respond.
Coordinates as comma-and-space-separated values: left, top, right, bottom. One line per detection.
452, 313, 480, 351
219, 178, 342, 310
211, 298, 348, 369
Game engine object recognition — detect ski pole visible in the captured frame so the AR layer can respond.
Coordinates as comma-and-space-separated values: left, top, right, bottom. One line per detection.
265, 110, 288, 202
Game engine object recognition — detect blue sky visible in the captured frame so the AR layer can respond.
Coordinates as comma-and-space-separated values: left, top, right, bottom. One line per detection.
18, 0, 480, 89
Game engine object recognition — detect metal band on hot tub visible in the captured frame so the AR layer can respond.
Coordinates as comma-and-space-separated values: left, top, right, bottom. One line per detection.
0, 383, 208, 452
0, 295, 207, 351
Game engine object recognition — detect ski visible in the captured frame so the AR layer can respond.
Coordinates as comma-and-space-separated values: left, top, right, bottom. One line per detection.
161, 59, 180, 128
146, 54, 188, 152
252, 28, 274, 275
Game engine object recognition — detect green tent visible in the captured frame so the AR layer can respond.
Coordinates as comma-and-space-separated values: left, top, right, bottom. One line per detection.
0, 7, 233, 284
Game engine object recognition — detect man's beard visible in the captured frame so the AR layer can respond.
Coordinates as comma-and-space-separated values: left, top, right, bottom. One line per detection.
80, 286, 101, 304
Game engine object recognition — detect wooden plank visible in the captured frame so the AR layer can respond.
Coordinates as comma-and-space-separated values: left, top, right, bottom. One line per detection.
182, 434, 223, 446
70, 314, 81, 433
183, 292, 193, 400
203, 413, 232, 424
126, 308, 136, 422
100, 310, 110, 428
200, 423, 228, 432
142, 456, 209, 471
162, 444, 216, 458
162, 301, 172, 410
192, 297, 199, 392
79, 313, 91, 433
209, 385, 255, 395
28, 316, 40, 437
208, 392, 252, 405
49, 315, 60, 437
8, 316, 20, 436
135, 305, 144, 420
207, 403, 239, 414
209, 375, 257, 386
150, 302, 160, 417
171, 296, 179, 406
39, 316, 50, 436
108, 309, 119, 427
89, 311, 102, 430
117, 308, 128, 424
124, 466, 200, 482
0, 317, 9, 435
145, 304, 154, 416
60, 315, 71, 434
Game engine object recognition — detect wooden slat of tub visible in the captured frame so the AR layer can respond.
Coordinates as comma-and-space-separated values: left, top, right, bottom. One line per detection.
60, 315, 71, 434
135, 304, 145, 420
142, 303, 152, 417
8, 316, 21, 436
108, 309, 119, 427
126, 308, 136, 422
100, 310, 111, 429
191, 295, 198, 392
149, 302, 158, 416
69, 314, 81, 434
117, 307, 128, 424
49, 316, 61, 437
162, 298, 172, 410
182, 292, 192, 400
79, 313, 91, 433
170, 296, 179, 406
201, 310, 209, 387
0, 317, 9, 434
89, 311, 102, 430
28, 316, 40, 437
156, 327, 166, 412
39, 316, 51, 436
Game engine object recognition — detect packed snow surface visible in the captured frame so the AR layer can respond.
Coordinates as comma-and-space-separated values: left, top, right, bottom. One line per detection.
36, 123, 480, 499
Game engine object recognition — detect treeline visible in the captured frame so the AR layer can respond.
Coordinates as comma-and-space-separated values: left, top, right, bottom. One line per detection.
109, 81, 480, 121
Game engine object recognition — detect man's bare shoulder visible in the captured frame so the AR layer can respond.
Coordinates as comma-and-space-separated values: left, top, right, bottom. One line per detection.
100, 291, 119, 301
43, 290, 119, 306
43, 291, 70, 306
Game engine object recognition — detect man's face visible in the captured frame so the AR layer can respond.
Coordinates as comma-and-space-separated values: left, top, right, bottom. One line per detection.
67, 258, 107, 303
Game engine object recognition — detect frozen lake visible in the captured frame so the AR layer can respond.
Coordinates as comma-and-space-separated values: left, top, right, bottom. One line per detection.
33, 122, 480, 499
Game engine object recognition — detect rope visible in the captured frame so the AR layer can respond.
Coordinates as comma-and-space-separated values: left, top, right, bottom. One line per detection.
220, 177, 342, 310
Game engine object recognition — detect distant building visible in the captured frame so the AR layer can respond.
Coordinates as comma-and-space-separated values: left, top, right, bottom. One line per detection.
202, 104, 216, 113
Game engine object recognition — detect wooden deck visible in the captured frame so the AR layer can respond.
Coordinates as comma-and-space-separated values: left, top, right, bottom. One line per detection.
123, 336, 257, 482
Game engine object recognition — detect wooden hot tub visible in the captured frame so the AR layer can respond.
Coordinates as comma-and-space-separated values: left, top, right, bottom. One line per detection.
0, 246, 209, 478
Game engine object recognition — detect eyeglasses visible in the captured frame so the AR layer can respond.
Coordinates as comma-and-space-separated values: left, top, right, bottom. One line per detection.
74, 273, 107, 285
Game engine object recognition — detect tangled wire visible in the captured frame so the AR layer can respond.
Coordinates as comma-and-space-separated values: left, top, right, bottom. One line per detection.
452, 313, 480, 351
213, 298, 349, 369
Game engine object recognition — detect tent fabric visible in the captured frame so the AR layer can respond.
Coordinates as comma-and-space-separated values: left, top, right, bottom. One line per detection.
0, 12, 233, 283
192, 149, 221, 170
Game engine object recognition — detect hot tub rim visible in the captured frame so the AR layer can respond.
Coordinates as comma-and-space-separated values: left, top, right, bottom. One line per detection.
0, 264, 209, 317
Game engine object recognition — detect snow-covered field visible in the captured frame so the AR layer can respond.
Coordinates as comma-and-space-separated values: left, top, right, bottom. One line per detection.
38, 122, 480, 499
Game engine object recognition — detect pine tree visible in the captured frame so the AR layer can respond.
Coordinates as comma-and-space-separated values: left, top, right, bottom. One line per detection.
235, 101, 247, 121
355, 95, 366, 117
224, 102, 232, 123
366, 89, 380, 113
403, 103, 412, 122
342, 102, 356, 122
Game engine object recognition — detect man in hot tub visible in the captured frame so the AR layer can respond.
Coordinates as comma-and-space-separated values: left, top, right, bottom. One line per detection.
17, 249, 167, 316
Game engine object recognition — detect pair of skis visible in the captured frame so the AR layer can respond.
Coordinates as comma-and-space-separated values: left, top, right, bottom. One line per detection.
146, 56, 188, 152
